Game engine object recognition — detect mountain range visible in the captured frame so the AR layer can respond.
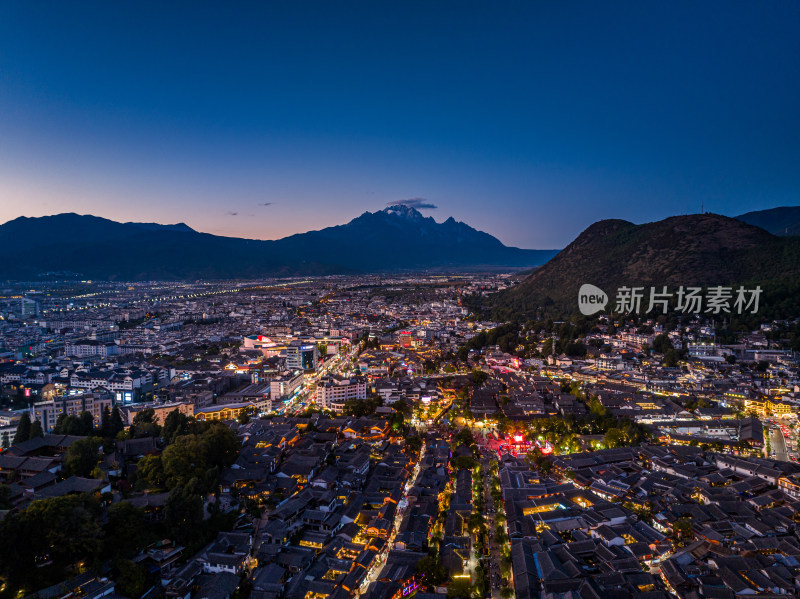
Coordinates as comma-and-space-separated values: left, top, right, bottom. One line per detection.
735, 206, 800, 237
0, 205, 558, 280
490, 211, 800, 320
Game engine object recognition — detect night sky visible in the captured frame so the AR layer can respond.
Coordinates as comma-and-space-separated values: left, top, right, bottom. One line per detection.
1, 1, 799, 248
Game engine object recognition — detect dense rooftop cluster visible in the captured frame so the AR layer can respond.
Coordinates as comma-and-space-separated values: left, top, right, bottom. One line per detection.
0, 274, 799, 599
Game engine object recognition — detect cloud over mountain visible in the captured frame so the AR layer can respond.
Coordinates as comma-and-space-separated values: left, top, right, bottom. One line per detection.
387, 198, 437, 210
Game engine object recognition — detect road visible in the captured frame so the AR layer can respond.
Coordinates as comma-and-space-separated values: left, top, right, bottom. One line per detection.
480, 454, 504, 599
283, 345, 357, 415
770, 427, 790, 462
356, 440, 426, 597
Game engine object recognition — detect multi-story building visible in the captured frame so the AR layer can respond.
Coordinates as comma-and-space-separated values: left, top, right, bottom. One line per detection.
744, 396, 796, 418
125, 401, 195, 426
270, 372, 304, 401
65, 339, 119, 358
195, 402, 258, 422
0, 411, 21, 448
32, 392, 113, 432
69, 369, 153, 404
316, 375, 367, 413
688, 343, 719, 358
285, 340, 318, 372
779, 475, 800, 500
19, 297, 39, 319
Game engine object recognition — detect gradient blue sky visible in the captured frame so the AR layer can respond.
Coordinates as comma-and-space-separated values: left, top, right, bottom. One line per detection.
1, 1, 799, 248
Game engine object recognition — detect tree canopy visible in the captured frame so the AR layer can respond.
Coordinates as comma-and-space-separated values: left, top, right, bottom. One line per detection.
29, 419, 44, 439
62, 437, 102, 478
53, 411, 96, 436
13, 412, 31, 445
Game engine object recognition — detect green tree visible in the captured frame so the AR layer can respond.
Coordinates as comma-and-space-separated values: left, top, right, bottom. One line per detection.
451, 456, 477, 470
564, 341, 587, 357
415, 553, 447, 587
53, 413, 68, 434
0, 494, 102, 591
494, 526, 508, 545
672, 517, 694, 544
132, 421, 161, 438
63, 437, 102, 477
652, 333, 673, 354
405, 435, 422, 454
164, 481, 205, 548
101, 406, 112, 438
467, 512, 486, 533
500, 552, 512, 574
106, 502, 147, 558
603, 428, 626, 449
114, 558, 148, 597
13, 412, 31, 445
130, 408, 161, 438
132, 408, 154, 424
160, 423, 237, 491
342, 396, 383, 417
471, 369, 489, 387
447, 578, 472, 599
54, 411, 96, 436
80, 410, 95, 435
201, 423, 240, 470
454, 427, 475, 447
162, 435, 206, 489
136, 454, 166, 490
588, 397, 607, 418
110, 406, 125, 437
162, 409, 191, 444
473, 564, 487, 597
29, 419, 44, 439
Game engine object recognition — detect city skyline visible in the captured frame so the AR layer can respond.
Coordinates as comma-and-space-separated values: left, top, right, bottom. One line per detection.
3, 4, 800, 599
1, 2, 799, 248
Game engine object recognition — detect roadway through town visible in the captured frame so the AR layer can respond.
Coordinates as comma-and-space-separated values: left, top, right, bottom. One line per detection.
356, 439, 427, 597
480, 454, 504, 599
770, 427, 790, 462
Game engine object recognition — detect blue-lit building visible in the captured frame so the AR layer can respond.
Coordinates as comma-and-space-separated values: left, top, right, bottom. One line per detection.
285, 340, 319, 372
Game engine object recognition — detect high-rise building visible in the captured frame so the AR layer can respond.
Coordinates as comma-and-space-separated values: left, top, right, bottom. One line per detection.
20, 297, 39, 319
285, 340, 319, 371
